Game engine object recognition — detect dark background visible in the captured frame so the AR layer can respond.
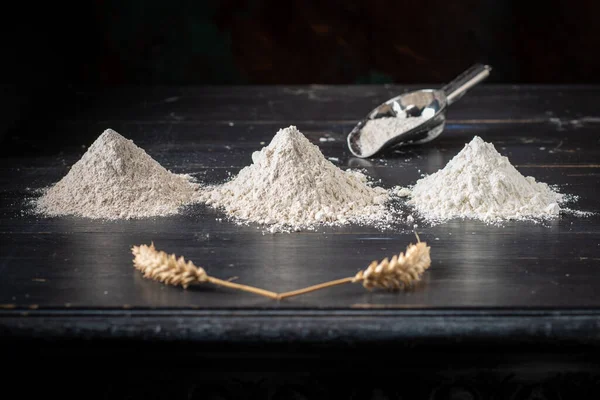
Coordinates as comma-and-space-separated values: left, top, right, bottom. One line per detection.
4, 0, 599, 145
4, 0, 600, 87
2, 0, 597, 156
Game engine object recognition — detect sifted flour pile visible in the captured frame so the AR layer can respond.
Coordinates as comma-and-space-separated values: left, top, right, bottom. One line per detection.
403, 136, 563, 223
199, 125, 392, 232
36, 129, 197, 219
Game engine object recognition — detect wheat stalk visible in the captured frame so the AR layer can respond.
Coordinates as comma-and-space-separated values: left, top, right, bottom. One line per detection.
132, 235, 431, 301
278, 235, 431, 300
353, 241, 431, 290
132, 243, 279, 299
132, 243, 208, 288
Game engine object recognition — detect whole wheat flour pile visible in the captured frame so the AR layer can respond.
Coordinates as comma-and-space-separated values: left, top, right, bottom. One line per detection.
36, 129, 197, 219
403, 136, 564, 223
199, 125, 392, 232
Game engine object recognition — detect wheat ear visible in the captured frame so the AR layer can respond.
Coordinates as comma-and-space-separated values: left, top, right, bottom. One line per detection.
278, 236, 431, 300
132, 243, 279, 300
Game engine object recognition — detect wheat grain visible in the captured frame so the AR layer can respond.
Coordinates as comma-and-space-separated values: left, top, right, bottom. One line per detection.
131, 243, 279, 299
132, 243, 207, 289
277, 238, 431, 299
353, 241, 431, 290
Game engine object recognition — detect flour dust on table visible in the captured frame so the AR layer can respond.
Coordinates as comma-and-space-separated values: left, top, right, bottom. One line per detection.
199, 125, 401, 233
397, 136, 568, 224
35, 129, 198, 219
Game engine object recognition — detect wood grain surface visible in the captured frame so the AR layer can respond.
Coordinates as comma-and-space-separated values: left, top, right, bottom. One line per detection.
1, 85, 599, 344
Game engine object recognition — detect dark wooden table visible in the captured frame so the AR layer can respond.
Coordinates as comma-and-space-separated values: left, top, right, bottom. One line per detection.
2, 85, 600, 399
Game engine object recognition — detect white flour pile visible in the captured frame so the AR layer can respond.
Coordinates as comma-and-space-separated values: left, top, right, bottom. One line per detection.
199, 125, 392, 232
358, 114, 427, 155
36, 129, 197, 219
403, 136, 564, 223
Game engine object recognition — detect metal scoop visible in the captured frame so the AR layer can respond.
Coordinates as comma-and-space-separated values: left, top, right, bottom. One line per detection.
347, 63, 492, 158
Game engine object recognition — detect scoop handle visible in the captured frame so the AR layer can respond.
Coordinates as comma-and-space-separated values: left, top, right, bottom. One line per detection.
442, 64, 492, 106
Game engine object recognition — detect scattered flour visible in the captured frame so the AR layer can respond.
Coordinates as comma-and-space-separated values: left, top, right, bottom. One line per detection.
404, 136, 565, 223
36, 129, 198, 219
199, 125, 394, 232
561, 208, 596, 217
395, 187, 412, 197
358, 114, 428, 156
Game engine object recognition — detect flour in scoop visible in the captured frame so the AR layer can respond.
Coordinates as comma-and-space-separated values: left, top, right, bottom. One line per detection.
199, 125, 394, 232
36, 129, 198, 219
404, 136, 564, 223
358, 112, 428, 156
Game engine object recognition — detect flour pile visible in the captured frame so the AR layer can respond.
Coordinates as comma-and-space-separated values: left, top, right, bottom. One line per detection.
404, 136, 563, 222
36, 129, 197, 219
199, 126, 392, 232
